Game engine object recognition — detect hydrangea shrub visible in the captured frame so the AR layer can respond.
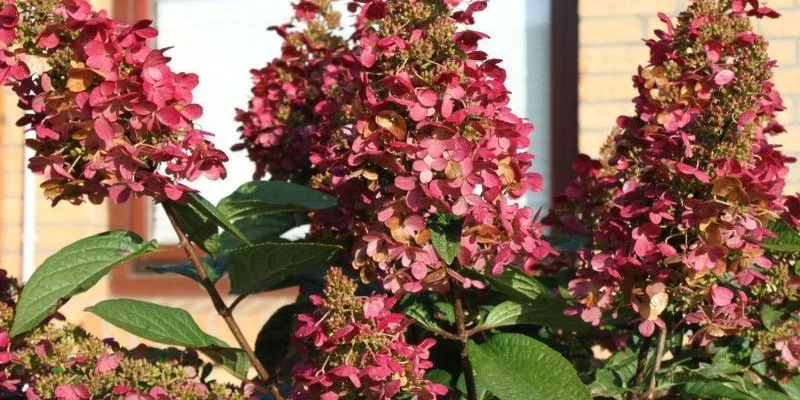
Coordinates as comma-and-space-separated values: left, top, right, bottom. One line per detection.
4, 0, 800, 399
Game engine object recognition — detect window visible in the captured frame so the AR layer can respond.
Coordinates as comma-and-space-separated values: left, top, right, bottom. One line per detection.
109, 0, 578, 294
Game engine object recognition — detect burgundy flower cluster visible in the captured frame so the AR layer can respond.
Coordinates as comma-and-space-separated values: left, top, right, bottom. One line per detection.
0, 269, 249, 399
234, 0, 351, 182
237, 0, 553, 293
3, 0, 227, 205
291, 268, 447, 400
548, 0, 797, 347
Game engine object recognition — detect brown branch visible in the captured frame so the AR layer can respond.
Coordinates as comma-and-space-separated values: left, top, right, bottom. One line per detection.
229, 291, 252, 312
452, 281, 478, 400
165, 209, 285, 400
645, 326, 668, 399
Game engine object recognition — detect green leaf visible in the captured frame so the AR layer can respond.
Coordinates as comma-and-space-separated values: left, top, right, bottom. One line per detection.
403, 302, 451, 337
781, 375, 800, 400
146, 255, 227, 284
228, 242, 339, 294
85, 299, 248, 378
750, 348, 768, 375
11, 231, 158, 337
219, 213, 302, 251
457, 372, 490, 400
680, 380, 760, 400
603, 348, 638, 385
467, 333, 591, 400
182, 193, 253, 247
544, 234, 589, 252
763, 220, 800, 253
255, 303, 299, 375
748, 375, 794, 400
202, 338, 250, 379
217, 181, 337, 220
425, 369, 454, 387
429, 213, 462, 266
163, 198, 220, 256
480, 269, 548, 302
479, 300, 589, 333
590, 368, 628, 397
761, 304, 781, 331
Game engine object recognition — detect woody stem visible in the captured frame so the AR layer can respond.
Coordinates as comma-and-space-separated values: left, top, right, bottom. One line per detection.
165, 207, 285, 400
452, 280, 478, 400
646, 326, 668, 399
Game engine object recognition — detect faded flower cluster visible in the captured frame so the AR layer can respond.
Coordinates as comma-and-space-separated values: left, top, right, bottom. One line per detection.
237, 0, 553, 294
3, 0, 227, 205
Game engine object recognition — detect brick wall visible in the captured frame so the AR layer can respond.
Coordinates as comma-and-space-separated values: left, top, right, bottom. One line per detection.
578, 0, 800, 193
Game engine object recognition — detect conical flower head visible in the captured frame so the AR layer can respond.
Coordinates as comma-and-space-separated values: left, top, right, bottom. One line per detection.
238, 0, 554, 294
549, 0, 796, 342
4, 0, 228, 205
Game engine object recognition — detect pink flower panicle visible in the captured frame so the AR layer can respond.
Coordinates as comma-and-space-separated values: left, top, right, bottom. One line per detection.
548, 0, 799, 361
291, 268, 447, 400
234, 0, 350, 182
2, 0, 227, 205
238, 0, 554, 294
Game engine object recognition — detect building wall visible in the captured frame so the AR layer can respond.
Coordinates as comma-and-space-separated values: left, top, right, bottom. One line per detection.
578, 0, 800, 193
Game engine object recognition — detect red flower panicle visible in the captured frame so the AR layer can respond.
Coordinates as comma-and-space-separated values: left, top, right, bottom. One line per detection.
4, 0, 227, 205
291, 268, 447, 400
548, 0, 799, 361
237, 0, 554, 294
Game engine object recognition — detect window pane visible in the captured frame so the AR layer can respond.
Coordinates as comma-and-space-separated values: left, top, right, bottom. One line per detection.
473, 0, 552, 212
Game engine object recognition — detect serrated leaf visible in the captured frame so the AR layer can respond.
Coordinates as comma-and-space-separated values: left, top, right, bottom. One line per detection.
429, 213, 462, 266
479, 300, 589, 333
228, 242, 339, 294
680, 380, 760, 400
590, 368, 629, 397
255, 303, 299, 376
185, 193, 253, 247
763, 220, 800, 253
217, 181, 337, 220
164, 199, 220, 256
480, 269, 548, 302
11, 231, 158, 337
467, 333, 591, 400
404, 302, 449, 335
750, 374, 793, 400
86, 299, 248, 378
603, 348, 638, 385
219, 213, 302, 251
